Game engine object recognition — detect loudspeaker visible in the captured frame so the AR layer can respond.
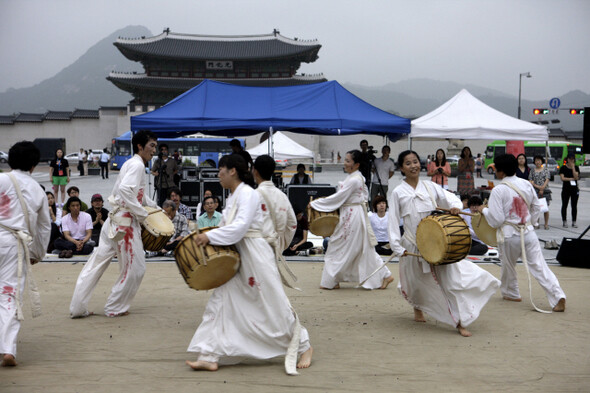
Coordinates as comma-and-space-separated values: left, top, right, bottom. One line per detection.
556, 224, 590, 268
286, 184, 337, 215
180, 181, 200, 206
583, 107, 590, 154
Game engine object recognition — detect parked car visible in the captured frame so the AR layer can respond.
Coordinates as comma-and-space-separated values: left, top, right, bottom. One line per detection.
0, 150, 8, 163
66, 150, 104, 165
580, 159, 590, 177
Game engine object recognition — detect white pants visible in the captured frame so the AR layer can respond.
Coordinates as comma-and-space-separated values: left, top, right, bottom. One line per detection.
0, 238, 24, 357
70, 216, 146, 317
498, 231, 565, 308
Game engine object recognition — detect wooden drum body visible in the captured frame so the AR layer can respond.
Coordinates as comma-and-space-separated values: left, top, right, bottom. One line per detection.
471, 213, 497, 247
141, 207, 175, 251
307, 202, 339, 238
174, 226, 240, 291
416, 213, 471, 265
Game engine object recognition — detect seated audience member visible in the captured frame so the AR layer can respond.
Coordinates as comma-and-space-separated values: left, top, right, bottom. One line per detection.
196, 189, 213, 217
369, 195, 393, 255
46, 191, 63, 252
460, 194, 470, 210
159, 199, 190, 256
197, 196, 222, 228
462, 196, 489, 256
290, 163, 313, 184
168, 186, 193, 220
282, 208, 314, 256
62, 186, 88, 214
54, 196, 94, 257
86, 193, 109, 246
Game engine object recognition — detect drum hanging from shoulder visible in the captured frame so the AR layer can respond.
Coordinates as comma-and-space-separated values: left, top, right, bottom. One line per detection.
471, 212, 497, 247
307, 198, 339, 237
141, 207, 175, 251
416, 212, 471, 265
174, 226, 240, 291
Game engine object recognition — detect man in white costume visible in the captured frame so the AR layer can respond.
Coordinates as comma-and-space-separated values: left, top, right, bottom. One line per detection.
310, 150, 393, 290
186, 154, 312, 374
388, 150, 499, 337
478, 154, 566, 312
0, 141, 51, 366
70, 130, 159, 318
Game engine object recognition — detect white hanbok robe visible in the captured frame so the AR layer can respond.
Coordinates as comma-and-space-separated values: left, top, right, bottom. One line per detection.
70, 154, 157, 317
0, 170, 51, 357
188, 183, 310, 366
310, 170, 391, 289
482, 175, 565, 307
388, 180, 500, 328
256, 180, 297, 252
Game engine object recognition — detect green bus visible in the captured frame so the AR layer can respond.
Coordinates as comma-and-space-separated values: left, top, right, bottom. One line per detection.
484, 140, 584, 170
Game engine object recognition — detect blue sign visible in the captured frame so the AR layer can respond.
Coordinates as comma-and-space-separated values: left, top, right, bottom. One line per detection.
549, 97, 561, 109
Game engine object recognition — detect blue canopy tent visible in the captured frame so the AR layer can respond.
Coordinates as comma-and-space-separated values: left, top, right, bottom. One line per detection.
130, 80, 410, 141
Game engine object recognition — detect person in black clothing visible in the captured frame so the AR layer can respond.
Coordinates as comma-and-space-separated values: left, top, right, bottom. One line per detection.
282, 208, 314, 256
49, 148, 70, 205
86, 193, 109, 246
229, 139, 253, 170
359, 139, 374, 189
289, 163, 312, 184
559, 154, 580, 228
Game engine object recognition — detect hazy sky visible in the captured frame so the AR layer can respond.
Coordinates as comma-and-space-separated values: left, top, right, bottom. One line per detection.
1, 0, 589, 102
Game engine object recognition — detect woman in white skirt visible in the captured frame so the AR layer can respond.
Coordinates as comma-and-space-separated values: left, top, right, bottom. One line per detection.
388, 150, 500, 337
186, 154, 312, 373
310, 150, 394, 290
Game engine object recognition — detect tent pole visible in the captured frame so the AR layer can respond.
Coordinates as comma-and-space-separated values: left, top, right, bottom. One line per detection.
408, 136, 412, 150
269, 127, 274, 159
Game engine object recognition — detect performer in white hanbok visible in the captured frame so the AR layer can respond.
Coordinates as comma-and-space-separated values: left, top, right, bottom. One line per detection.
70, 130, 159, 318
310, 150, 394, 290
477, 154, 566, 312
187, 154, 312, 373
0, 142, 51, 366
388, 150, 500, 337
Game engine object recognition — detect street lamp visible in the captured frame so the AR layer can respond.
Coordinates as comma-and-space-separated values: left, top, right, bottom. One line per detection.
518, 72, 532, 119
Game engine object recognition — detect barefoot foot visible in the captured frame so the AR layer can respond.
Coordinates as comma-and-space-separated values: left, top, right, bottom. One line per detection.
319, 284, 340, 290
502, 296, 522, 302
186, 359, 218, 371
552, 298, 566, 312
1, 354, 17, 367
457, 324, 472, 337
107, 311, 130, 318
379, 276, 394, 289
413, 308, 426, 323
297, 346, 313, 369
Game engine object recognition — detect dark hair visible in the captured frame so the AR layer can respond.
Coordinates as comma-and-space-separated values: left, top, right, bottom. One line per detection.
467, 195, 483, 207
132, 130, 157, 155
516, 153, 527, 163
103, 148, 108, 153
460, 146, 473, 159
8, 141, 40, 171
65, 196, 82, 211
434, 148, 447, 166
494, 154, 517, 176
381, 145, 391, 153
397, 150, 421, 175
202, 195, 215, 205
167, 186, 182, 198
218, 153, 255, 187
253, 154, 276, 180
360, 139, 368, 146
159, 143, 169, 150
346, 149, 363, 165
566, 153, 576, 161
460, 194, 470, 201
67, 186, 80, 195
229, 139, 242, 147
372, 195, 388, 212
533, 155, 545, 164
297, 163, 306, 171
46, 191, 57, 216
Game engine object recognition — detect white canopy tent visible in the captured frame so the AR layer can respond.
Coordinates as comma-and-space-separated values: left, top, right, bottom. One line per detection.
247, 131, 315, 161
411, 89, 548, 141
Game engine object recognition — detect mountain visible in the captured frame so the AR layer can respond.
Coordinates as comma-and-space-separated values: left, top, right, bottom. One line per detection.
0, 25, 151, 114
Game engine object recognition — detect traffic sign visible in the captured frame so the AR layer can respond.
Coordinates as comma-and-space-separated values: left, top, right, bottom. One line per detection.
549, 97, 561, 109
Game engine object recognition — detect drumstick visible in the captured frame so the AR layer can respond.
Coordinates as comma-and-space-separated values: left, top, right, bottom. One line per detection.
436, 206, 477, 217
356, 251, 423, 287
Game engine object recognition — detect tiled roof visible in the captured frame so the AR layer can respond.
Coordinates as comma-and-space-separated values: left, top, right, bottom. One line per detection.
72, 109, 99, 119
114, 30, 321, 62
45, 111, 73, 120
0, 115, 15, 125
107, 73, 327, 92
15, 113, 45, 122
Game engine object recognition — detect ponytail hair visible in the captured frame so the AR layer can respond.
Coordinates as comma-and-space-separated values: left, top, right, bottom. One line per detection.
218, 154, 255, 187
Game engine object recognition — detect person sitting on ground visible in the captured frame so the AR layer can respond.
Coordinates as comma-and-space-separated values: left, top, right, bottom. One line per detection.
168, 186, 193, 220
369, 195, 393, 256
159, 200, 189, 256
462, 196, 489, 256
46, 191, 63, 252
197, 196, 222, 228
282, 208, 314, 256
290, 163, 313, 185
62, 186, 88, 214
86, 194, 109, 247
54, 196, 94, 257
